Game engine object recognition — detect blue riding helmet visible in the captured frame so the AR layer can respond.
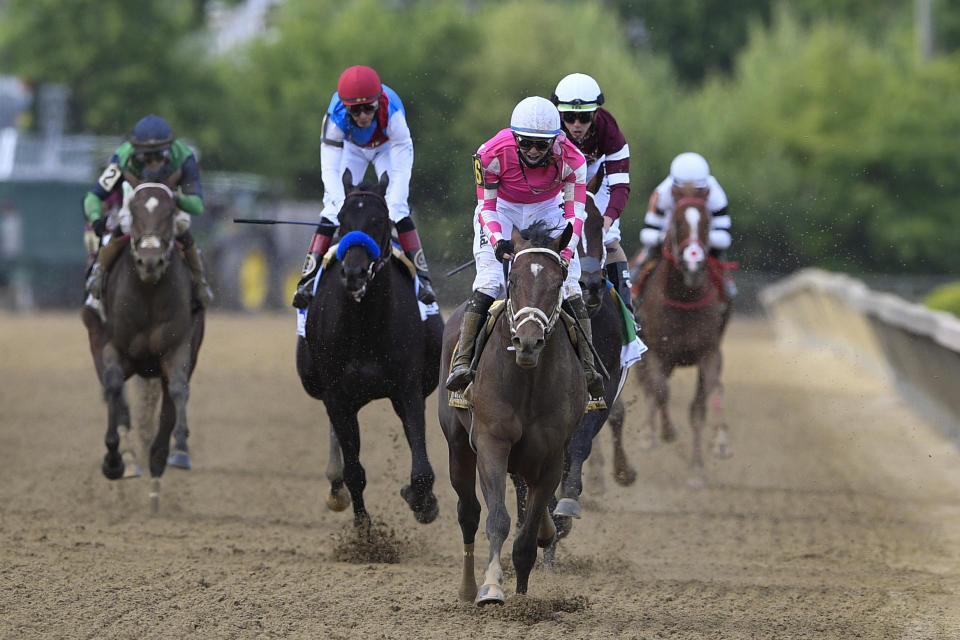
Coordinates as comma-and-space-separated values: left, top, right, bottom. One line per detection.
130, 115, 174, 152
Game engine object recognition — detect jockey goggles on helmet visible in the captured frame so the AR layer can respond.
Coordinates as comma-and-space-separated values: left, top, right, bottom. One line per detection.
347, 102, 378, 116
136, 148, 171, 165
514, 135, 553, 152
562, 111, 593, 125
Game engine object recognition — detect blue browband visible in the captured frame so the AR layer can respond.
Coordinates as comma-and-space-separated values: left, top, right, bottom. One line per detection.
336, 231, 381, 260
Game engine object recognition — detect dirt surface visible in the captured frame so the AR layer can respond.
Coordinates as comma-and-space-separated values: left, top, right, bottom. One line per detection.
1, 311, 959, 639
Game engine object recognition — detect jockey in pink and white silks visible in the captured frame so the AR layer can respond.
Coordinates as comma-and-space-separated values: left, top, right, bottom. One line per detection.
444, 96, 605, 399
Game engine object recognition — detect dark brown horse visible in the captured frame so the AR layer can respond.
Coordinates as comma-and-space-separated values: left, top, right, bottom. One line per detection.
633, 188, 731, 487
296, 172, 443, 527
552, 197, 641, 526
438, 221, 586, 605
81, 182, 204, 510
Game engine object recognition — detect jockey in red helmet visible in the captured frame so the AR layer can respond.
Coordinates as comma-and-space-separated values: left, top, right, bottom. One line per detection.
293, 65, 437, 308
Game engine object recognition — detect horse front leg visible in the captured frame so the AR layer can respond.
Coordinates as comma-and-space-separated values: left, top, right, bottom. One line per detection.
445, 415, 481, 602
475, 435, 511, 606
391, 393, 438, 524
514, 457, 564, 595
556, 413, 605, 521
687, 354, 720, 489
100, 343, 128, 480
607, 398, 636, 486
326, 405, 368, 526
704, 350, 731, 459
324, 427, 350, 512
158, 344, 192, 477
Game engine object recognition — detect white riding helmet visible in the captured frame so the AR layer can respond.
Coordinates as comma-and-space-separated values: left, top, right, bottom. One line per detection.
510, 97, 561, 138
670, 152, 710, 188
552, 73, 604, 112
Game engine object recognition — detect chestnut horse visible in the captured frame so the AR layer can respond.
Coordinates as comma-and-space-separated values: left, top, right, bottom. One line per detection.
438, 221, 586, 605
81, 182, 204, 510
633, 188, 732, 487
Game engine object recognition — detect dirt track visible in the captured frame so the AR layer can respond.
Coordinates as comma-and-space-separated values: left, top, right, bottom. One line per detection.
1, 311, 959, 639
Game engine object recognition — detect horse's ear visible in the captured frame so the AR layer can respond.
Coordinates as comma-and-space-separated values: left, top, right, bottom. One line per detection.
511, 226, 523, 245
342, 169, 355, 195
377, 172, 389, 196
558, 222, 573, 251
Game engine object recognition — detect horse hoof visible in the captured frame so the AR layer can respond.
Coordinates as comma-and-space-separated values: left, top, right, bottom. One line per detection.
475, 583, 505, 606
661, 427, 677, 443
713, 444, 733, 459
121, 461, 142, 479
102, 458, 125, 480
167, 450, 192, 470
400, 484, 439, 524
638, 433, 656, 451
553, 497, 582, 519
326, 486, 351, 512
555, 515, 574, 540
687, 473, 707, 489
614, 467, 637, 486
149, 478, 161, 514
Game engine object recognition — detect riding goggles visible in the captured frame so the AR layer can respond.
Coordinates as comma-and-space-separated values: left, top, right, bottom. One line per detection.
135, 149, 171, 164
347, 102, 378, 116
562, 111, 594, 125
515, 136, 553, 152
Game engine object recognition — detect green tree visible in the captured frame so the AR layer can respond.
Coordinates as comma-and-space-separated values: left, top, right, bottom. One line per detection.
0, 0, 217, 135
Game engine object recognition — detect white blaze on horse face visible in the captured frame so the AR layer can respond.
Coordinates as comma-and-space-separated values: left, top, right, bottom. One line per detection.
682, 207, 705, 267
530, 263, 544, 278
145, 197, 159, 213
139, 235, 162, 250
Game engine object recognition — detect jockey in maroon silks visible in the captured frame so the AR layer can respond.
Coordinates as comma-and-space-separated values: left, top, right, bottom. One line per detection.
551, 73, 634, 312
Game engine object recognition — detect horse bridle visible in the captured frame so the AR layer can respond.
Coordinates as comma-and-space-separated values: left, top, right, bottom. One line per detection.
340, 189, 392, 301
662, 196, 708, 268
660, 196, 717, 310
129, 182, 176, 259
506, 247, 565, 340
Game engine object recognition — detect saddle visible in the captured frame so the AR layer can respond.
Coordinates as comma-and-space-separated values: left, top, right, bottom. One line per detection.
447, 301, 605, 412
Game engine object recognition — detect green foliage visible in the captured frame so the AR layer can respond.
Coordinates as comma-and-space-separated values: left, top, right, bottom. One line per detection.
0, 0, 216, 134
924, 281, 960, 317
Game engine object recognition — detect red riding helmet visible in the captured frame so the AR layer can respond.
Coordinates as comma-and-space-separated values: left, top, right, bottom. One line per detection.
337, 66, 382, 105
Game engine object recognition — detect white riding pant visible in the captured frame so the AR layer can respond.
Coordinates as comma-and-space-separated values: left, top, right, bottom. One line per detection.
320, 142, 409, 224
471, 196, 581, 300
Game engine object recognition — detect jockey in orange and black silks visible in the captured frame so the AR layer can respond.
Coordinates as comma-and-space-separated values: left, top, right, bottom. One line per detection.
293, 65, 437, 309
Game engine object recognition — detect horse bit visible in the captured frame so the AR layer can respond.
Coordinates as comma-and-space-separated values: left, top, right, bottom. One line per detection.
505, 247, 565, 340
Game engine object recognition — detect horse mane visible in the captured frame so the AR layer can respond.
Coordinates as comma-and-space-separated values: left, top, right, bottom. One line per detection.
518, 220, 562, 248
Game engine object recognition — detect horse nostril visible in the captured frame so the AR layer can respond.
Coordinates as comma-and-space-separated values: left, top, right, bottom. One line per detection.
534, 338, 544, 351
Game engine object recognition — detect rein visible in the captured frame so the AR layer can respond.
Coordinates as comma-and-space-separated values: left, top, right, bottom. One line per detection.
505, 247, 565, 340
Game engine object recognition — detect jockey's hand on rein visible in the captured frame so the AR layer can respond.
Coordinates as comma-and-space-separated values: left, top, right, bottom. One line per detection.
494, 239, 515, 263
92, 217, 107, 237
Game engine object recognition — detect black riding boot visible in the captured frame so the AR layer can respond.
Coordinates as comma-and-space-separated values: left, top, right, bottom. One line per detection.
396, 217, 437, 305
179, 232, 214, 308
85, 235, 129, 300
445, 291, 495, 392
606, 260, 634, 315
293, 220, 337, 309
566, 295, 606, 399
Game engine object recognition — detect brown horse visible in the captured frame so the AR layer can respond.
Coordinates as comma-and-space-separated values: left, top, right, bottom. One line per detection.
633, 188, 731, 487
438, 221, 586, 605
81, 182, 204, 510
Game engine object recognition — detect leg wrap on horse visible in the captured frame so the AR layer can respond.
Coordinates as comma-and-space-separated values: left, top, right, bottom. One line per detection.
179, 231, 214, 308
292, 221, 337, 309
396, 217, 436, 305
445, 291, 495, 392
565, 295, 606, 399
85, 235, 130, 299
